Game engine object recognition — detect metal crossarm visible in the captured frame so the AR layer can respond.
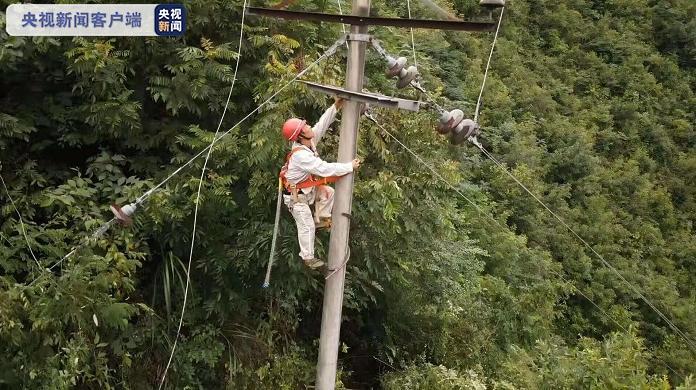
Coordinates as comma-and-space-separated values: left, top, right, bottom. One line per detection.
299, 80, 422, 112
246, 7, 496, 31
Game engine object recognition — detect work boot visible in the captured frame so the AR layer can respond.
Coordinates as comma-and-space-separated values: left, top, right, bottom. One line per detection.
303, 258, 325, 269
315, 217, 332, 230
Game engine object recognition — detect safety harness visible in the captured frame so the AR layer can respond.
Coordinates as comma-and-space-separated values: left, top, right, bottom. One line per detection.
280, 146, 340, 202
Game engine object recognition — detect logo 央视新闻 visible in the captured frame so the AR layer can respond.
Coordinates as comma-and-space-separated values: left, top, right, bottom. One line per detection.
154, 4, 186, 36
6, 4, 187, 36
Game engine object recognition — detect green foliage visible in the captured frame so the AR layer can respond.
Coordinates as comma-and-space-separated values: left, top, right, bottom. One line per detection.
0, 0, 695, 387
382, 363, 488, 390
500, 331, 671, 389
227, 346, 343, 389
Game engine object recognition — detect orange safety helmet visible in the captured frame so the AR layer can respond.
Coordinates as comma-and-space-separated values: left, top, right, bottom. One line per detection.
282, 118, 307, 141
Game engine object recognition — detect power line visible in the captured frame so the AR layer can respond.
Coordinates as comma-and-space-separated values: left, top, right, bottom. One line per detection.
0, 172, 41, 269
132, 36, 346, 208
405, 0, 417, 67
473, 142, 696, 356
544, 264, 683, 380
398, 6, 695, 360
364, 111, 503, 231
25, 217, 116, 287
367, 113, 684, 381
156, 19, 348, 389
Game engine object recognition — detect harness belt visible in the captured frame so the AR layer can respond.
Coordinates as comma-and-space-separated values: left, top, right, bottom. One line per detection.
280, 147, 340, 202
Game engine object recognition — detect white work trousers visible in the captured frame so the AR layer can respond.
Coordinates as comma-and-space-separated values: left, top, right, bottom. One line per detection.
283, 185, 334, 260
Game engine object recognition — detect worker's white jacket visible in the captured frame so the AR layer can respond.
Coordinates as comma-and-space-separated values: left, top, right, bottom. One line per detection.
284, 104, 354, 194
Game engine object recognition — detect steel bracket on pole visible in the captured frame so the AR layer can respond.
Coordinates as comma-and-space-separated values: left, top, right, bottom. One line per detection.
300, 80, 421, 112
347, 33, 372, 42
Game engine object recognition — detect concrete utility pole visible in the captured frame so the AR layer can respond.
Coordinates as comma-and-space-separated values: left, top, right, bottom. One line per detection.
315, 0, 370, 388
246, 5, 497, 389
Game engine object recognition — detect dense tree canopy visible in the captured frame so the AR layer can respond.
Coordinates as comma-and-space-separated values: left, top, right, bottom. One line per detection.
1, 0, 695, 388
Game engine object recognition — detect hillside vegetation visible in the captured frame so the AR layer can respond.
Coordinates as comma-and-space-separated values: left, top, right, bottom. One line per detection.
1, 0, 695, 388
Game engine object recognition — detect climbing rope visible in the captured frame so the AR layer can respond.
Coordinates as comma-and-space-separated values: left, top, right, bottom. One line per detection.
158, 1, 248, 387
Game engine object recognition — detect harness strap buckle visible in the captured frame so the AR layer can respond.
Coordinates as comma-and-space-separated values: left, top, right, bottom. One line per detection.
290, 184, 299, 202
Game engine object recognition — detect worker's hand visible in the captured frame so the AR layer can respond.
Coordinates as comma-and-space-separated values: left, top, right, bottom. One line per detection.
351, 158, 361, 170
334, 97, 345, 110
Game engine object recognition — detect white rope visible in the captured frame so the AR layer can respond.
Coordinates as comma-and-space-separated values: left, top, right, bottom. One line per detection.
474, 7, 504, 123
475, 142, 696, 356
335, 0, 348, 47
158, 2, 248, 386
26, 22, 344, 292
406, 0, 417, 67
0, 173, 41, 268
157, 12, 347, 388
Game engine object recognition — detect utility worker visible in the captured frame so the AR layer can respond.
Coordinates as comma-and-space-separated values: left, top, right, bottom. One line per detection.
280, 98, 360, 269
